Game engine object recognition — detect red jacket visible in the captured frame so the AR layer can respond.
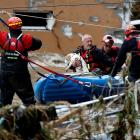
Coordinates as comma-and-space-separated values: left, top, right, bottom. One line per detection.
73, 45, 113, 72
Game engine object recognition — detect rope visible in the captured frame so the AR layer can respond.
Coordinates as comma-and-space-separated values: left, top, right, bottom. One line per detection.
0, 1, 138, 9
0, 17, 9, 27
0, 16, 119, 89
15, 50, 92, 87
0, 16, 126, 90
29, 62, 47, 78
1, 10, 140, 32
17, 51, 126, 89
0, 10, 124, 30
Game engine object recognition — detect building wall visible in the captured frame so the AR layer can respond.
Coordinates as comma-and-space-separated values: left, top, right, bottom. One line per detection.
0, 0, 123, 55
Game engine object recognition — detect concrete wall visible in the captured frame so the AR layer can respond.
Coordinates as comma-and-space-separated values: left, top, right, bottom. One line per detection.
0, 0, 123, 55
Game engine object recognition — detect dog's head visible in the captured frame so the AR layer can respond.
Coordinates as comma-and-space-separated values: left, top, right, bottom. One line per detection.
65, 53, 89, 73
65, 53, 81, 71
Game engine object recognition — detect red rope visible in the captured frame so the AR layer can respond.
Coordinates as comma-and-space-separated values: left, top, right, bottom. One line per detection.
15, 51, 91, 87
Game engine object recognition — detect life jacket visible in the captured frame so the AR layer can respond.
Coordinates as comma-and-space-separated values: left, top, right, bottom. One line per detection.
81, 49, 99, 71
0, 31, 32, 60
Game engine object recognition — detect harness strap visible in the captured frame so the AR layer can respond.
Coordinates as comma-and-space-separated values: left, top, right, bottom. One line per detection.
8, 33, 23, 40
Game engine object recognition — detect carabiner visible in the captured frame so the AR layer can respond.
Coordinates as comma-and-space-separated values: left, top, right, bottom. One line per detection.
84, 82, 91, 87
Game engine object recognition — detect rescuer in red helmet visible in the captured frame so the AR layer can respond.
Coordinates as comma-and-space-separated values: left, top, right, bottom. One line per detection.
124, 24, 137, 37
8, 16, 23, 30
102, 35, 120, 63
111, 24, 140, 82
0, 17, 42, 107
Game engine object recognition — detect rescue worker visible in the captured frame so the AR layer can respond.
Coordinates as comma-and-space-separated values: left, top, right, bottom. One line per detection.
101, 35, 120, 73
111, 24, 140, 82
0, 17, 42, 106
102, 35, 120, 63
72, 34, 113, 74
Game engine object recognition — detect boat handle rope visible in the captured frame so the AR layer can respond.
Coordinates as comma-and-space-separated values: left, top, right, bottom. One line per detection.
24, 54, 125, 89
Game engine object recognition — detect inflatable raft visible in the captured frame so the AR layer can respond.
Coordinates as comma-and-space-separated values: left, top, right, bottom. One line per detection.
34, 73, 124, 104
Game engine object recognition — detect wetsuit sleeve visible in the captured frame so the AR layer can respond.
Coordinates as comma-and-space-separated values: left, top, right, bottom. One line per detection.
111, 40, 129, 77
28, 37, 42, 51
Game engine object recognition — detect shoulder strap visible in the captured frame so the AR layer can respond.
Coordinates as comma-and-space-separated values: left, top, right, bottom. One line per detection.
8, 33, 23, 40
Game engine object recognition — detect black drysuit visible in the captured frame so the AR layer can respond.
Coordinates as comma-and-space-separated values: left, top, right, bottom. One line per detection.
0, 29, 42, 106
111, 35, 140, 82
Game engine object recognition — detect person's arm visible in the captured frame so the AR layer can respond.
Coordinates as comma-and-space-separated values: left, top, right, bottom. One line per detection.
29, 37, 42, 51
94, 48, 113, 67
22, 34, 42, 51
111, 40, 129, 77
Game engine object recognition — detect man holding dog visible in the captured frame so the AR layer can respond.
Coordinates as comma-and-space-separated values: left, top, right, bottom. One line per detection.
71, 34, 113, 74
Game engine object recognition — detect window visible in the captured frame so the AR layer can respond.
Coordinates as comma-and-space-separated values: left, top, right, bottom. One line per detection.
14, 10, 55, 30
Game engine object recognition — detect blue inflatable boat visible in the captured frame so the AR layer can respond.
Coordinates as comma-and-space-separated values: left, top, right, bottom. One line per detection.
34, 73, 124, 104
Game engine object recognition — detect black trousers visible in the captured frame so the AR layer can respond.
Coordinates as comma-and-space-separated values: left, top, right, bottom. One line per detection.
0, 71, 35, 106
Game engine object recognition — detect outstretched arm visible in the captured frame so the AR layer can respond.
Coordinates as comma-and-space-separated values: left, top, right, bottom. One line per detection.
30, 37, 42, 51
111, 40, 129, 77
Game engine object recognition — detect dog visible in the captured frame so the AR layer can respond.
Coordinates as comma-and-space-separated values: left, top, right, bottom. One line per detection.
65, 53, 89, 73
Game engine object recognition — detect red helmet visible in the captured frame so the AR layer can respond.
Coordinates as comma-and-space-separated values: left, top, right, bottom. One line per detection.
124, 24, 136, 36
102, 35, 114, 45
7, 17, 22, 30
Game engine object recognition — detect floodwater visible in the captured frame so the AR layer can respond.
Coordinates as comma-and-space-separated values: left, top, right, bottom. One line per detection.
28, 52, 66, 83
11, 52, 140, 139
